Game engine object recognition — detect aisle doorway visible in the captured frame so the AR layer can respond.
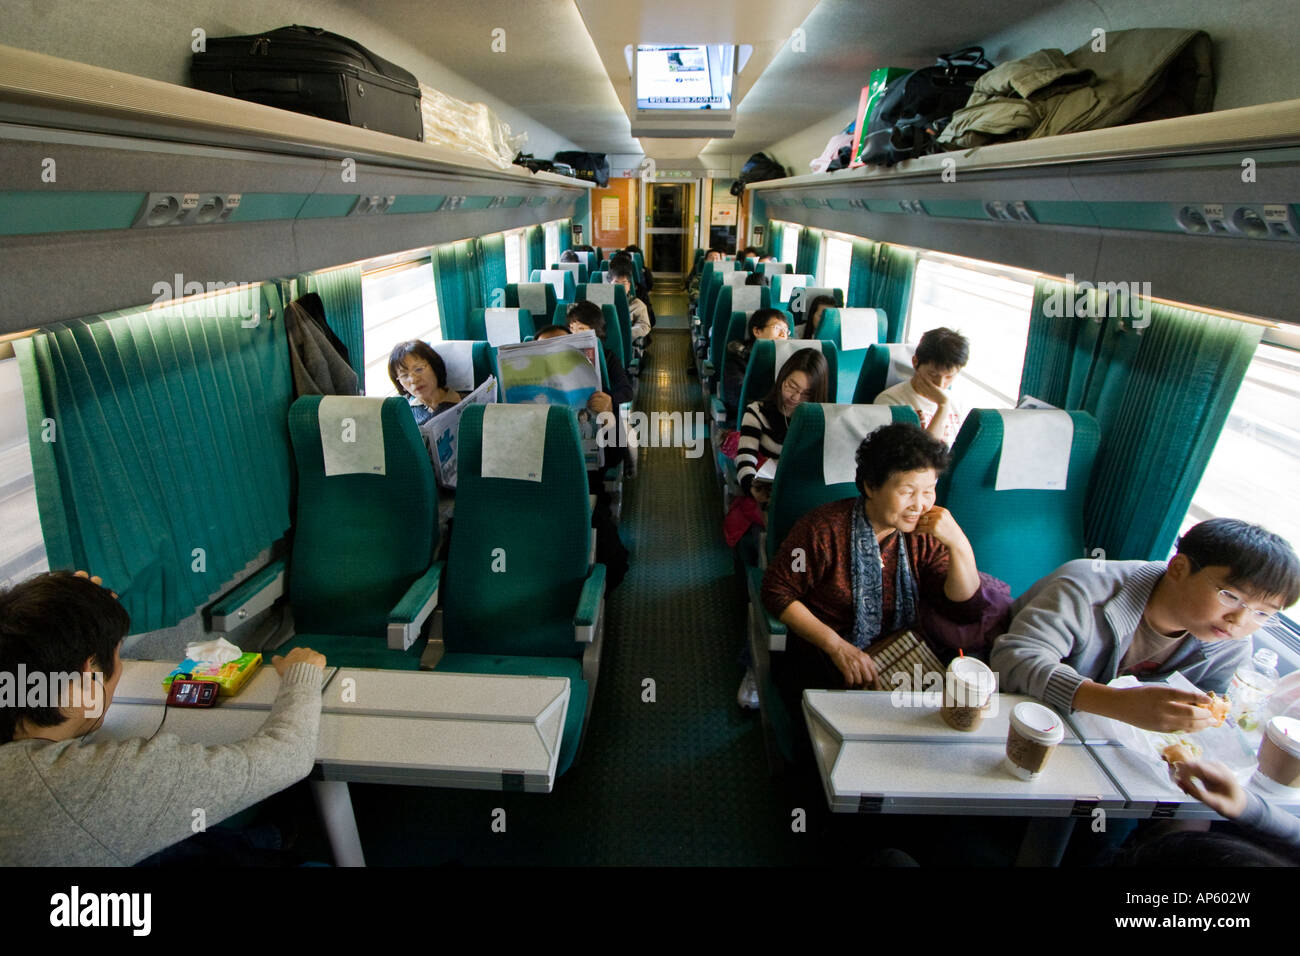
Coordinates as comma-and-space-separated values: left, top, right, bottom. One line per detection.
645, 182, 693, 286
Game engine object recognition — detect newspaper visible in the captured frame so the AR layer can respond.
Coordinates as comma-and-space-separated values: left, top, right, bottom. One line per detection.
495, 331, 605, 469
417, 376, 497, 489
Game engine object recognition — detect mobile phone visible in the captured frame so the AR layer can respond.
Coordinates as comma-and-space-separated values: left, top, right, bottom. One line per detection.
166, 678, 220, 708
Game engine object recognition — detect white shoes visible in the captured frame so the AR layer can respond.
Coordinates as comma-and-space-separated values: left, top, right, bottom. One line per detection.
737, 668, 759, 710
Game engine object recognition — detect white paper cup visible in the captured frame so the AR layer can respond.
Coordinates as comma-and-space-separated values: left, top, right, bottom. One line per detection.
940, 657, 996, 732
1005, 701, 1065, 780
1251, 715, 1300, 795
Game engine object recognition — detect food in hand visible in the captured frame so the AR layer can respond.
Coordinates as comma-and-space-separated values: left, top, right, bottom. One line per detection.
1204, 691, 1231, 727
1160, 739, 1203, 764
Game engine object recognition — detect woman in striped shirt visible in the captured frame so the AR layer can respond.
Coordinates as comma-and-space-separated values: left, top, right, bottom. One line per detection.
735, 348, 830, 503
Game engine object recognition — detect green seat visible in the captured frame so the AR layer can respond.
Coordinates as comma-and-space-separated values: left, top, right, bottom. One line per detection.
756, 262, 793, 278
747, 401, 920, 771
431, 340, 496, 391
937, 409, 1101, 597
467, 308, 532, 346
530, 268, 577, 304
812, 308, 887, 403
707, 284, 771, 368
281, 396, 441, 670
788, 285, 844, 329
550, 302, 627, 371
550, 260, 589, 284
436, 403, 606, 775
768, 273, 813, 306
506, 282, 559, 333
577, 282, 633, 369
853, 342, 916, 403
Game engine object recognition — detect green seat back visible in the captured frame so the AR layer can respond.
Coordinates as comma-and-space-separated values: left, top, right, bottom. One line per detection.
737, 341, 838, 417
937, 409, 1101, 597
550, 303, 625, 370
853, 342, 916, 403
288, 396, 438, 636
577, 282, 632, 360
699, 271, 725, 329
769, 273, 814, 306
506, 282, 559, 333
813, 308, 887, 403
766, 403, 921, 563
467, 308, 532, 346
550, 260, 589, 284
709, 285, 771, 363
530, 269, 577, 304
443, 404, 591, 658
756, 262, 793, 277
430, 340, 494, 390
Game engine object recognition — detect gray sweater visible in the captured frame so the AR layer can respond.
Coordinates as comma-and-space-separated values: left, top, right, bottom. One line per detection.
1237, 790, 1300, 855
0, 661, 323, 866
991, 559, 1250, 713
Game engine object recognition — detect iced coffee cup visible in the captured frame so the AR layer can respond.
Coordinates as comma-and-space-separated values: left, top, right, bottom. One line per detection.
1252, 715, 1300, 794
1004, 702, 1065, 781
940, 657, 995, 731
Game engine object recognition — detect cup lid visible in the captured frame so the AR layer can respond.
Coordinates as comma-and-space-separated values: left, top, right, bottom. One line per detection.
1011, 701, 1064, 744
948, 657, 996, 695
1265, 716, 1300, 757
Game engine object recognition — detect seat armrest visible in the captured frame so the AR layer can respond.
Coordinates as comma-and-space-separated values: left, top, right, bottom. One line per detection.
709, 395, 727, 423
746, 564, 787, 652
387, 561, 444, 651
209, 559, 286, 633
574, 563, 607, 643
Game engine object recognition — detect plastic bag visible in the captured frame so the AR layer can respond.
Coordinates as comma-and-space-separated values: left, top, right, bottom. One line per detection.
419, 82, 527, 169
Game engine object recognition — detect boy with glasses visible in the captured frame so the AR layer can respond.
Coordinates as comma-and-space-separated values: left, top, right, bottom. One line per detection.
992, 519, 1300, 732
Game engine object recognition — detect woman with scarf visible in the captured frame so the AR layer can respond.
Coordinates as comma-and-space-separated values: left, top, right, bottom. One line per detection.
762, 422, 993, 695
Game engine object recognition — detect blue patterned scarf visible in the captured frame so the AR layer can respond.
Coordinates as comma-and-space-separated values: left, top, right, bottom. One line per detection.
850, 497, 918, 649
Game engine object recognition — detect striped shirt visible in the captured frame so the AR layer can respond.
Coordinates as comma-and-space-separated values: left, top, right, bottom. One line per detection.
736, 399, 788, 495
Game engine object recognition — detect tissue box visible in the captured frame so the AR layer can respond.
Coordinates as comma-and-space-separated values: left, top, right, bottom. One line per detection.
162, 652, 262, 697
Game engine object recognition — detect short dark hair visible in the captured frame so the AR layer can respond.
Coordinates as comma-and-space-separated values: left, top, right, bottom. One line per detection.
855, 422, 950, 493
387, 340, 446, 397
705, 248, 724, 260
1178, 518, 1300, 607
559, 249, 579, 263
763, 347, 829, 408
624, 244, 642, 255
745, 272, 764, 286
914, 327, 970, 370
534, 324, 571, 339
747, 308, 786, 343
806, 294, 836, 318
608, 262, 635, 284
0, 571, 130, 743
740, 246, 760, 259
566, 300, 606, 340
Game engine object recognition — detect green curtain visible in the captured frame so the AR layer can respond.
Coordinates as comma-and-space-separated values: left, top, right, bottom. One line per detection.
845, 237, 879, 309
1084, 301, 1261, 560
1019, 277, 1113, 408
526, 225, 545, 274
558, 217, 573, 255
433, 240, 483, 340
749, 196, 768, 254
299, 265, 365, 381
868, 244, 917, 342
15, 285, 293, 633
767, 222, 784, 259
477, 234, 508, 311
796, 226, 822, 278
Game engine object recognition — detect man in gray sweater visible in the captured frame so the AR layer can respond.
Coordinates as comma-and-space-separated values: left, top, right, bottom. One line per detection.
0, 570, 326, 866
992, 519, 1300, 732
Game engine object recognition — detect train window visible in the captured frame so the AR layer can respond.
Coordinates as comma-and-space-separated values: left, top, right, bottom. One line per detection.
504, 230, 525, 284
905, 251, 1036, 411
544, 222, 560, 269
821, 234, 852, 291
361, 259, 441, 397
1178, 338, 1300, 637
0, 357, 49, 589
780, 223, 800, 264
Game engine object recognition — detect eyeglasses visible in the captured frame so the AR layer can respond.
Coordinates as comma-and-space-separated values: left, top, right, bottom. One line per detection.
781, 380, 814, 401
395, 365, 426, 381
1215, 588, 1277, 625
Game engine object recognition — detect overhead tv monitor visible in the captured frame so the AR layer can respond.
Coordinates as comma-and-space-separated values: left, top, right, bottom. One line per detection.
635, 44, 734, 112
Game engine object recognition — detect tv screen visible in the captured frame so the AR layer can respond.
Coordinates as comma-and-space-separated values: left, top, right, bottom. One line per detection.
635, 44, 733, 112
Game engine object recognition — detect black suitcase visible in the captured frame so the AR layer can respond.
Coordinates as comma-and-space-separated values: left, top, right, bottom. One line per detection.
191, 24, 423, 141
553, 151, 610, 187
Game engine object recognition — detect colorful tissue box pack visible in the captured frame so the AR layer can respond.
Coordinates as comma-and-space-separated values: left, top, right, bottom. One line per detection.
161, 652, 263, 696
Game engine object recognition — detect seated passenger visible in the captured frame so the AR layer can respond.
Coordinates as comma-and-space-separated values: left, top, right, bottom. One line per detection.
802, 294, 837, 339
567, 300, 633, 474
1171, 759, 1300, 861
560, 249, 580, 264
723, 308, 789, 418
873, 327, 969, 445
735, 348, 828, 504
609, 261, 652, 345
0, 571, 326, 866
745, 272, 764, 286
991, 519, 1300, 732
534, 323, 571, 339
688, 248, 723, 309
762, 423, 992, 692
388, 340, 465, 425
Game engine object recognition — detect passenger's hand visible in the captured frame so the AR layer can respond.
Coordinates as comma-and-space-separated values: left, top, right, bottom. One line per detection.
829, 639, 878, 689
273, 647, 327, 674
74, 569, 117, 599
1173, 760, 1248, 819
587, 391, 613, 415
913, 506, 967, 550
912, 376, 949, 406
1108, 685, 1217, 733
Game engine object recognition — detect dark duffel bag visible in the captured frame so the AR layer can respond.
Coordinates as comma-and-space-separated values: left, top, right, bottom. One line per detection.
554, 151, 610, 187
730, 152, 788, 196
860, 46, 993, 166
191, 24, 424, 141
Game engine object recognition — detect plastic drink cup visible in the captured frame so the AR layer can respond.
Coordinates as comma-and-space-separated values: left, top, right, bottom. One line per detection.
1252, 715, 1300, 794
940, 657, 995, 731
1004, 702, 1065, 780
